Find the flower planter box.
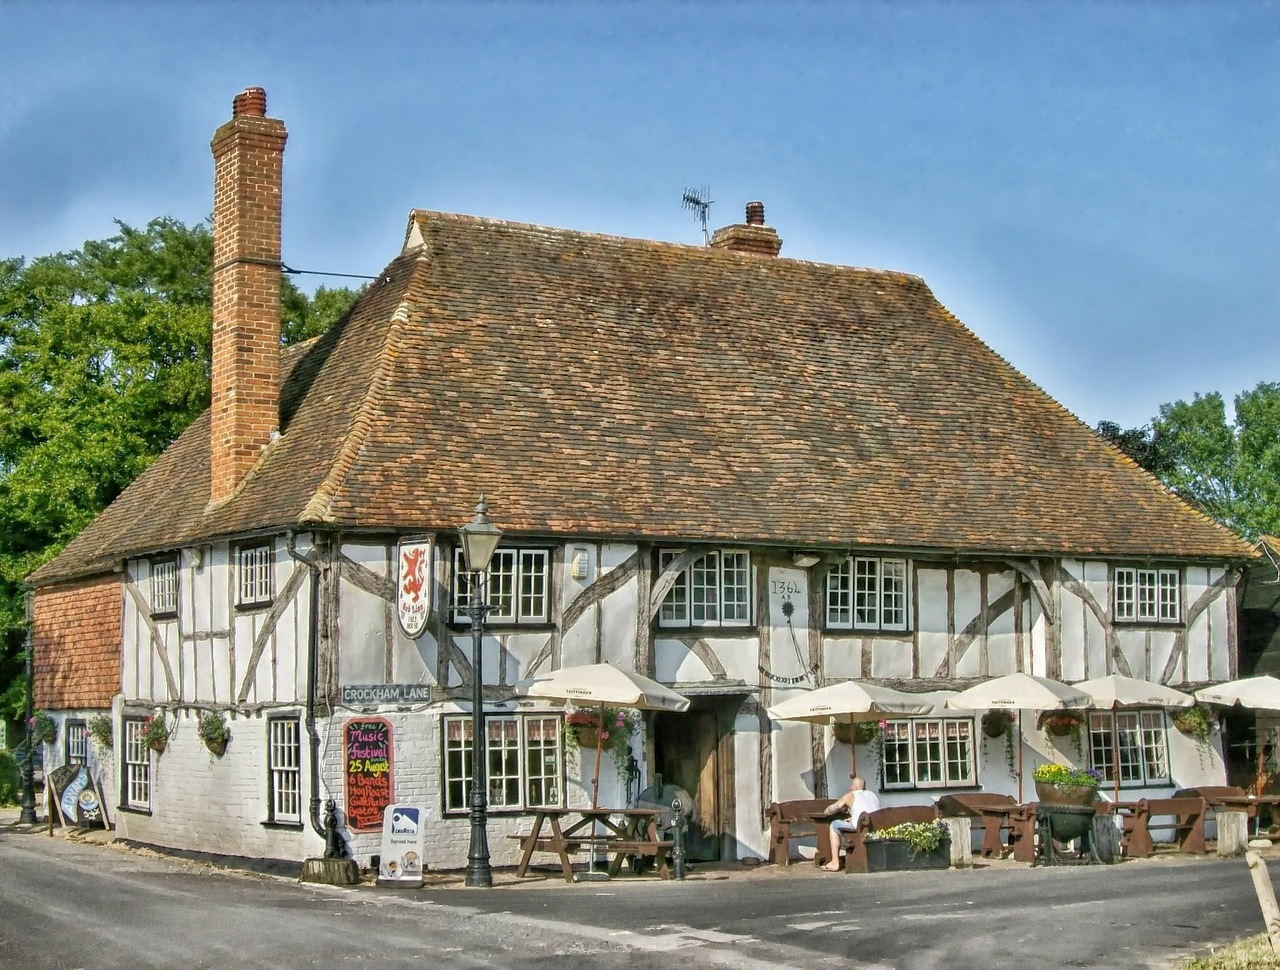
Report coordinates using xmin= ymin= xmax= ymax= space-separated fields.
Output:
xmin=1035 ymin=781 xmax=1097 ymax=807
xmin=865 ymin=838 xmax=951 ymax=872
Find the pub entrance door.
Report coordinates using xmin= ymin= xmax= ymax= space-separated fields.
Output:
xmin=653 ymin=694 xmax=742 ymax=862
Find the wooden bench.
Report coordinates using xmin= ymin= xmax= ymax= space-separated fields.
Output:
xmin=936 ymin=793 xmax=1036 ymax=862
xmin=1113 ymin=797 xmax=1208 ymax=859
xmin=837 ymin=805 xmax=942 ymax=873
xmin=767 ymin=798 xmax=836 ymax=866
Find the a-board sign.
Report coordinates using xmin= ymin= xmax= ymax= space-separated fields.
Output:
xmin=377 ymin=804 xmax=426 ymax=888
xmin=47 ymin=764 xmax=109 ymax=830
xmin=344 ymin=717 xmax=394 ymax=832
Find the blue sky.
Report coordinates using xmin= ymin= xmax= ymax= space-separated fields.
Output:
xmin=1 ymin=1 xmax=1276 ymax=429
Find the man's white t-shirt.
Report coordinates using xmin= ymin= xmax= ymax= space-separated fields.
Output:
xmin=848 ymin=788 xmax=881 ymax=826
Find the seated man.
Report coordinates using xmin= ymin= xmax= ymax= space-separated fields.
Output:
xmin=821 ymin=775 xmax=881 ymax=872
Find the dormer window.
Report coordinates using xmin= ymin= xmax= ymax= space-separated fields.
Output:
xmin=150 ymin=558 xmax=178 ymax=617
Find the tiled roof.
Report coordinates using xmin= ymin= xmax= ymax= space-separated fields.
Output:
xmin=30 ymin=210 xmax=1254 ymax=585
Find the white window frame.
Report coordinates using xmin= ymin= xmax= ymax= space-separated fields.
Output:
xmin=66 ymin=720 xmax=87 ymax=767
xmin=1088 ymin=709 xmax=1171 ymax=787
xmin=123 ymin=718 xmax=151 ymax=810
xmin=826 ymin=557 xmax=911 ymax=631
xmin=267 ymin=717 xmax=302 ymax=824
xmin=150 ymin=558 xmax=178 ymax=617
xmin=442 ymin=714 xmax=563 ymax=814
xmin=452 ymin=548 xmax=550 ymax=625
xmin=881 ymin=717 xmax=976 ymax=790
xmin=657 ymin=549 xmax=753 ymax=629
xmin=237 ymin=543 xmax=274 ymax=608
xmin=1113 ymin=566 xmax=1180 ymax=623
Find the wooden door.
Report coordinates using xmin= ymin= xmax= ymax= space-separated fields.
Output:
xmin=654 ymin=708 xmax=722 ymax=861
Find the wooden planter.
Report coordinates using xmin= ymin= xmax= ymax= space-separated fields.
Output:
xmin=865 ymin=837 xmax=951 ymax=872
xmin=1034 ymin=781 xmax=1097 ymax=807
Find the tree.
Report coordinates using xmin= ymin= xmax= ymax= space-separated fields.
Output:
xmin=1095 ymin=421 xmax=1173 ymax=479
xmin=1150 ymin=384 xmax=1280 ymax=540
xmin=0 ymin=218 xmax=362 ymax=720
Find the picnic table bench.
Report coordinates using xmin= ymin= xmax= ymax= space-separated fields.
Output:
xmin=767 ymin=798 xmax=835 ymax=866
xmin=1103 ymin=796 xmax=1208 ymax=859
xmin=512 ymin=808 xmax=671 ymax=882
xmin=936 ymin=792 xmax=1037 ymax=863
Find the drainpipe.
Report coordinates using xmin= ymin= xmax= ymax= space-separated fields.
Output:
xmin=286 ymin=531 xmax=326 ymax=840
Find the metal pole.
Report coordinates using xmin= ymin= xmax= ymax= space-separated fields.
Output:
xmin=18 ymin=623 xmax=36 ymax=825
xmin=464 ymin=572 xmax=492 ymax=888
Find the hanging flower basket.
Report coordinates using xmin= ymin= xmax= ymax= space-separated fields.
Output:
xmin=139 ymin=714 xmax=169 ymax=754
xmin=1040 ymin=711 xmax=1084 ymax=737
xmin=831 ymin=720 xmax=853 ymax=744
xmin=30 ymin=711 xmax=56 ymax=745
xmin=204 ymin=737 xmax=228 ymax=757
xmin=197 ymin=710 xmax=232 ymax=757
xmin=1172 ymin=705 xmax=1213 ymax=742
xmin=982 ymin=709 xmax=1014 ymax=738
xmin=574 ymin=725 xmax=601 ymax=748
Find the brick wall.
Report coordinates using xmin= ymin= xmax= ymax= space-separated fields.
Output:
xmin=33 ymin=576 xmax=122 ymax=710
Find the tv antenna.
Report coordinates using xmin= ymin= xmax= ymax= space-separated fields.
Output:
xmin=681 ymin=186 xmax=713 ymax=245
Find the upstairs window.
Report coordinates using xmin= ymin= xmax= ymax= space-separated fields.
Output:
xmin=151 ymin=558 xmax=178 ymax=617
xmin=826 ymin=557 xmax=910 ymax=631
xmin=658 ymin=549 xmax=752 ymax=628
xmin=1114 ymin=567 xmax=1180 ymax=623
xmin=452 ymin=548 xmax=550 ymax=625
xmin=237 ymin=543 xmax=273 ymax=608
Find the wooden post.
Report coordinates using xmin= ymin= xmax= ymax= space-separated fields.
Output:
xmin=1245 ymin=850 xmax=1280 ymax=957
xmin=943 ymin=817 xmax=972 ymax=868
xmin=1218 ymin=812 xmax=1249 ymax=857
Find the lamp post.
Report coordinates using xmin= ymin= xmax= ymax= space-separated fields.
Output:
xmin=460 ymin=496 xmax=503 ymax=888
xmin=19 ymin=591 xmax=36 ymax=825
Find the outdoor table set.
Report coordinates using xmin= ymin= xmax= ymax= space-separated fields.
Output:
xmin=513 ymin=807 xmax=673 ymax=882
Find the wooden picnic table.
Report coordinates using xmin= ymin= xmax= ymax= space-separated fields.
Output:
xmin=936 ymin=793 xmax=1036 ymax=862
xmin=513 ymin=807 xmax=670 ymax=882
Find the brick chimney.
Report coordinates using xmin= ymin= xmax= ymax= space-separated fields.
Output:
xmin=709 ymin=201 xmax=782 ymax=257
xmin=209 ymin=87 xmax=287 ymax=504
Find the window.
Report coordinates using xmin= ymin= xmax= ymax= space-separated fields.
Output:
xmin=267 ymin=718 xmax=301 ymax=824
xmin=65 ymin=720 xmax=87 ymax=767
xmin=151 ymin=559 xmax=178 ymax=617
xmin=237 ymin=543 xmax=273 ymax=607
xmin=657 ymin=549 xmax=752 ymax=628
xmin=123 ymin=718 xmax=151 ymax=810
xmin=1088 ymin=710 xmax=1170 ymax=787
xmin=1113 ymin=567 xmax=1180 ymax=623
xmin=827 ymin=557 xmax=910 ymax=631
xmin=443 ymin=714 xmax=563 ymax=813
xmin=452 ymin=548 xmax=550 ymax=625
xmin=882 ymin=718 xmax=975 ymax=789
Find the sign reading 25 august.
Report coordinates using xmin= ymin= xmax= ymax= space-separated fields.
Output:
xmin=344 ymin=717 xmax=394 ymax=832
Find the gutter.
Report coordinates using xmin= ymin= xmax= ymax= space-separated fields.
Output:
xmin=286 ymin=531 xmax=326 ymax=841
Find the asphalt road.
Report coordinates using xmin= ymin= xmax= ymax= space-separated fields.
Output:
xmin=0 ymin=825 xmax=1273 ymax=969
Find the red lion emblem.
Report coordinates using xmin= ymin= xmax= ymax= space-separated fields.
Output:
xmin=400 ymin=547 xmax=427 ymax=602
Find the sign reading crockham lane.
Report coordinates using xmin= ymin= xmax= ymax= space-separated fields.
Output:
xmin=340 ymin=684 xmax=433 ymax=706
xmin=344 ymin=717 xmax=394 ymax=832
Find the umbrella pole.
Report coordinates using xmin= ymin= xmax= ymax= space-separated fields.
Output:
xmin=1112 ymin=716 xmax=1121 ymax=803
xmin=850 ymin=715 xmax=857 ymax=777
xmin=588 ymin=704 xmax=606 ymax=876
xmin=1016 ymin=710 xmax=1024 ymax=803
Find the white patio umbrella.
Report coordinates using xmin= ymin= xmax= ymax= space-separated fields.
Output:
xmin=1076 ymin=674 xmax=1194 ymax=801
xmin=767 ymin=681 xmax=936 ymax=775
xmin=512 ymin=662 xmax=690 ymax=807
xmin=945 ymin=673 xmax=1093 ymax=801
xmin=1196 ymin=676 xmax=1280 ymax=798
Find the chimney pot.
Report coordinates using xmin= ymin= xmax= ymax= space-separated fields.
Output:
xmin=233 ymin=87 xmax=267 ymax=118
xmin=709 ymin=199 xmax=782 ymax=258
xmin=745 ymin=201 xmax=765 ymax=226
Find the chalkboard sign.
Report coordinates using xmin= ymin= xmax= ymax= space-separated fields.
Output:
xmin=47 ymin=764 xmax=109 ymax=830
xmin=344 ymin=718 xmax=394 ymax=832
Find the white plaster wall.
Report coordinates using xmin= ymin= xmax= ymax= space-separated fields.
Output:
xmin=823 ymin=636 xmax=862 ymax=681
xmin=42 ymin=709 xmax=117 ymax=824
xmin=952 ymin=570 xmax=982 ymax=678
xmin=654 ymin=638 xmax=714 ymax=684
xmin=987 ymin=571 xmax=1017 ymax=677
xmin=339 ymin=581 xmax=389 ymax=685
xmin=870 ymin=640 xmax=913 ymax=679
xmin=733 ymin=708 xmax=766 ymax=860
xmin=916 ymin=567 xmax=948 ymax=677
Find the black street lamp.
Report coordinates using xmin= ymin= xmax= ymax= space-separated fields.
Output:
xmin=459 ymin=496 xmax=503 ymax=888
xmin=19 ymin=591 xmax=36 ymax=825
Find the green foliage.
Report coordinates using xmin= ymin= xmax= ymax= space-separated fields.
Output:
xmin=865 ymin=819 xmax=948 ymax=855
xmin=139 ymin=713 xmax=168 ymax=752
xmin=0 ymin=750 xmax=18 ymax=805
xmin=566 ymin=706 xmax=639 ymax=766
xmin=1182 ymin=934 xmax=1280 ymax=969
xmin=87 ymin=713 xmax=113 ymax=749
xmin=0 ymin=218 xmax=362 ymax=709
xmin=30 ymin=710 xmax=54 ymax=743
xmin=1149 ymin=383 xmax=1280 ymax=539
xmin=1096 ymin=421 xmax=1174 ymax=478
xmin=1032 ymin=762 xmax=1102 ymax=788
xmin=197 ymin=709 xmax=231 ymax=745
xmin=1172 ymin=705 xmax=1215 ymax=744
